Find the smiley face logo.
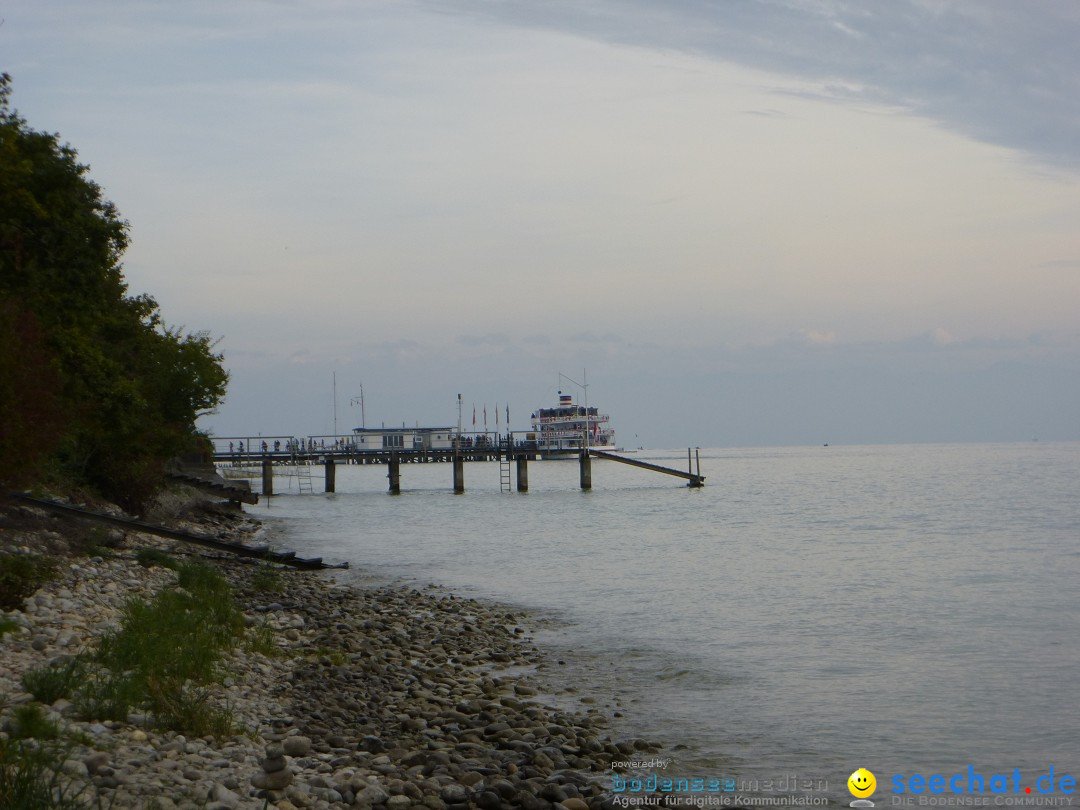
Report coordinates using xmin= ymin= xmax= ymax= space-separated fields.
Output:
xmin=848 ymin=768 xmax=876 ymax=798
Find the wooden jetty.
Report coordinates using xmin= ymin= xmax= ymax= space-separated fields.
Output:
xmin=212 ymin=436 xmax=704 ymax=494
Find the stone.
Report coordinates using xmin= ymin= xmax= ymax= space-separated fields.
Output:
xmin=360 ymin=735 xmax=386 ymax=753
xmin=440 ymin=785 xmax=471 ymax=804
xmin=283 ymin=735 xmax=312 ymax=756
xmin=252 ymin=768 xmax=294 ymax=790
xmin=540 ymin=784 xmax=569 ymax=803
xmin=83 ymin=751 xmax=110 ymax=775
xmin=356 ymin=783 xmax=390 ymax=805
xmin=209 ymin=783 xmax=242 ymax=809
xmin=61 ymin=759 xmax=89 ymax=778
xmin=459 ymin=771 xmax=485 ymax=787
xmin=262 ymin=755 xmax=288 ymax=773
xmin=562 ymin=799 xmax=590 ymax=810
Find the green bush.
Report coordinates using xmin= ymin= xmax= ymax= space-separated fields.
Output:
xmin=149 ymin=681 xmax=235 ymax=738
xmin=134 ymin=547 xmax=179 ymax=570
xmin=0 ymin=555 xmax=57 ymax=610
xmin=73 ymin=560 xmax=243 ymax=738
xmin=249 ymin=562 xmax=284 ymax=594
xmin=0 ymin=615 xmax=20 ymax=638
xmin=20 ymin=657 xmax=87 ymax=704
xmin=0 ymin=737 xmax=90 ymax=809
xmin=8 ymin=704 xmax=59 ymax=741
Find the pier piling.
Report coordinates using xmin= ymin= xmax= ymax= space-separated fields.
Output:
xmin=579 ymin=451 xmax=592 ymax=490
xmin=325 ymin=458 xmax=336 ymax=493
xmin=388 ymin=454 xmax=401 ymax=494
xmin=261 ymin=457 xmax=274 ymax=497
xmin=453 ymin=455 xmax=465 ymax=493
xmin=516 ymin=456 xmax=529 ymax=492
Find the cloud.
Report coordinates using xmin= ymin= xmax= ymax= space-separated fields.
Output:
xmin=569 ymin=332 xmax=625 ymax=344
xmin=456 ymin=333 xmax=512 ymax=347
xmin=1037 ymin=259 xmax=1080 ymax=271
xmin=425 ymin=0 xmax=1080 ymax=169
xmin=742 ymin=108 xmax=793 ymax=119
xmin=932 ymin=327 xmax=958 ymax=346
xmin=802 ymin=329 xmax=838 ymax=346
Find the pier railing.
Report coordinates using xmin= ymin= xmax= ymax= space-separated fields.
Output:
xmin=209 ymin=435 xmax=704 ymax=494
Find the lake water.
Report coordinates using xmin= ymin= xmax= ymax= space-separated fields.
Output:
xmin=243 ymin=442 xmax=1080 ymax=802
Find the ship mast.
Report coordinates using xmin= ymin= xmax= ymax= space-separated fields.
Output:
xmin=558 ymin=370 xmax=590 ymax=449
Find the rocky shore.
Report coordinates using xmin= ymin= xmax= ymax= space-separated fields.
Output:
xmin=0 ymin=495 xmax=660 ymax=809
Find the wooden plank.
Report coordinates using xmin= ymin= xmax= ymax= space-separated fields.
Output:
xmin=10 ymin=493 xmax=348 ymax=569
xmin=587 ymin=449 xmax=705 ymax=485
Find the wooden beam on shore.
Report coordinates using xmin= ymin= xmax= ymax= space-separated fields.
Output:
xmin=10 ymin=493 xmax=348 ymax=569
xmin=587 ymin=448 xmax=706 ymax=486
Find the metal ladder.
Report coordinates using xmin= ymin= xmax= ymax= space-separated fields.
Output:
xmin=295 ymin=461 xmax=314 ymax=493
xmin=286 ymin=453 xmax=314 ymax=494
xmin=499 ymin=439 xmax=512 ymax=492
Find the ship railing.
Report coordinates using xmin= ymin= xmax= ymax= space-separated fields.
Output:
xmin=534 ymin=415 xmax=610 ymax=424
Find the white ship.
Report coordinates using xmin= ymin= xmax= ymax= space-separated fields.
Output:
xmin=528 ymin=392 xmax=616 ymax=456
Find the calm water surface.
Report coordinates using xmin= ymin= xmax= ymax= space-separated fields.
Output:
xmin=245 ymin=442 xmax=1080 ymax=799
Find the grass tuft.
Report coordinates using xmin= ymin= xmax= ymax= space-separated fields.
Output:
xmin=70 ymin=560 xmax=244 ymax=739
xmin=149 ymin=680 xmax=235 ymax=738
xmin=134 ymin=547 xmax=179 ymax=570
xmin=8 ymin=704 xmax=60 ymax=741
xmin=249 ymin=562 xmax=284 ymax=594
xmin=21 ymin=658 xmax=87 ymax=705
xmin=0 ymin=554 xmax=57 ymax=611
xmin=243 ymin=622 xmax=279 ymax=658
xmin=0 ymin=737 xmax=91 ymax=809
xmin=0 ymin=615 xmax=21 ymax=638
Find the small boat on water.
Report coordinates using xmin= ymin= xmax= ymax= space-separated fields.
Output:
xmin=527 ymin=392 xmax=617 ymax=457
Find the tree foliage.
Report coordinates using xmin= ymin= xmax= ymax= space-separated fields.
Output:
xmin=0 ymin=74 xmax=228 ymax=509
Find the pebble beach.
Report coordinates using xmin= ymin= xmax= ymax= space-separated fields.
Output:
xmin=0 ymin=495 xmax=660 ymax=810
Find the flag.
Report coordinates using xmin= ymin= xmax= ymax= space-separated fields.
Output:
xmin=483 ymin=405 xmax=487 ymax=427
xmin=495 ymin=403 xmax=499 ymax=427
xmin=472 ymin=405 xmax=476 ymax=426
xmin=506 ymin=403 xmax=510 ymax=425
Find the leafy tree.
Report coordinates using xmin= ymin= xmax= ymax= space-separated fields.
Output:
xmin=0 ymin=74 xmax=228 ymax=509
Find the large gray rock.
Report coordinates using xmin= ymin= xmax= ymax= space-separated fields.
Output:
xmin=252 ymin=768 xmax=293 ymax=790
xmin=282 ymin=735 xmax=312 ymax=756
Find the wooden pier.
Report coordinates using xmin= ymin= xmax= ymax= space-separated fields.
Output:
xmin=212 ymin=437 xmax=704 ymax=494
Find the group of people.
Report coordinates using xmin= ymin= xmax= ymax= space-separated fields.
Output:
xmin=224 ymin=437 xmax=358 ymax=455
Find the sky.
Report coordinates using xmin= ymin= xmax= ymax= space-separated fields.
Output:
xmin=4 ymin=0 xmax=1080 ymax=448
